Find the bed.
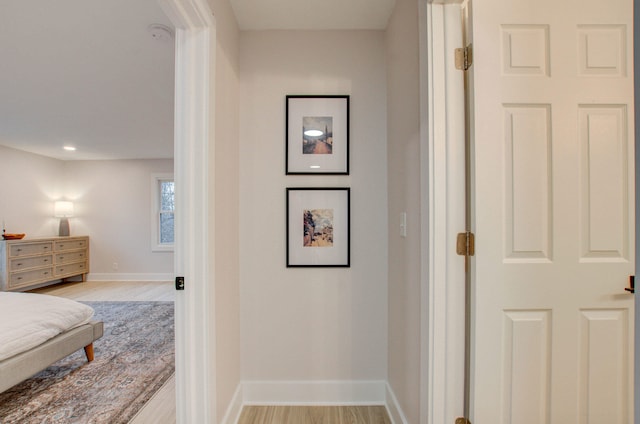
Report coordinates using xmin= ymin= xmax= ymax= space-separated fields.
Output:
xmin=0 ymin=292 xmax=103 ymax=393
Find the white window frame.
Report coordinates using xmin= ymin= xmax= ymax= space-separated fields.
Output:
xmin=151 ymin=172 xmax=175 ymax=252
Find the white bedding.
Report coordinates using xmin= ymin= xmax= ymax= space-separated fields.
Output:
xmin=0 ymin=292 xmax=94 ymax=361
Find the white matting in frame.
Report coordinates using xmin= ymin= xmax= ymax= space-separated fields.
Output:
xmin=286 ymin=187 xmax=350 ymax=267
xmin=286 ymin=95 xmax=349 ymax=175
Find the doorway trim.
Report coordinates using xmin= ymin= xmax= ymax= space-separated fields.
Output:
xmin=423 ymin=1 xmax=467 ymax=423
xmin=634 ymin=0 xmax=639 ymax=419
xmin=159 ymin=0 xmax=216 ymax=422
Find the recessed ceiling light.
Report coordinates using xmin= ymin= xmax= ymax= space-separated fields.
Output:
xmin=310 ymin=165 xmax=321 ymax=169
xmin=63 ymin=146 xmax=76 ymax=151
xmin=304 ymin=130 xmax=324 ymax=137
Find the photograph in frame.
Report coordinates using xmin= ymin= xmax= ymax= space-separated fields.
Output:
xmin=286 ymin=187 xmax=350 ymax=267
xmin=286 ymin=95 xmax=349 ymax=174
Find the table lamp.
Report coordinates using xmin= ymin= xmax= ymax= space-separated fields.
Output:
xmin=54 ymin=201 xmax=74 ymax=236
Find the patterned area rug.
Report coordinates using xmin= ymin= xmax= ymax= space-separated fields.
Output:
xmin=0 ymin=301 xmax=174 ymax=424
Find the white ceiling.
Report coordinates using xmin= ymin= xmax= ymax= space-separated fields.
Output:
xmin=0 ymin=0 xmax=396 ymax=161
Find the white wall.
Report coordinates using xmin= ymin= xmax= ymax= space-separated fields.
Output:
xmin=239 ymin=30 xmax=389 ymax=390
xmin=64 ymin=159 xmax=174 ymax=278
xmin=0 ymin=145 xmax=174 ymax=280
xmin=209 ymin=0 xmax=242 ymax=420
xmin=0 ymin=145 xmax=65 ymax=237
xmin=386 ymin=0 xmax=424 ymax=422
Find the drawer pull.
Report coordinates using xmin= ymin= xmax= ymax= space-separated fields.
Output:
xmin=59 ymin=256 xmax=64 ymax=260
xmin=59 ymin=269 xmax=64 ymax=272
xmin=17 ymin=249 xmax=22 ymax=252
xmin=44 ymin=259 xmax=49 ymax=262
xmin=44 ymin=271 xmax=49 ymax=275
xmin=17 ymin=277 xmax=22 ymax=280
xmin=16 ymin=263 xmax=22 ymax=266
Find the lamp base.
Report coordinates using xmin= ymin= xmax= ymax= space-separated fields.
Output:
xmin=58 ymin=218 xmax=70 ymax=237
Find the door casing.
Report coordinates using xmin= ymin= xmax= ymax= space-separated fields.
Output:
xmin=159 ymin=0 xmax=216 ymax=422
xmin=423 ymin=1 xmax=467 ymax=422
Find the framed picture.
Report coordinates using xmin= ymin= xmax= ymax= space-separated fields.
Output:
xmin=286 ymin=95 xmax=350 ymax=175
xmin=286 ymin=187 xmax=350 ymax=267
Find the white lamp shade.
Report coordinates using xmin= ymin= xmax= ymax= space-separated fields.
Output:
xmin=54 ymin=201 xmax=74 ymax=218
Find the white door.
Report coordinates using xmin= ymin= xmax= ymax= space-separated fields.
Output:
xmin=471 ymin=0 xmax=635 ymax=422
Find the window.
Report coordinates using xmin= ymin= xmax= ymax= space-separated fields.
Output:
xmin=152 ymin=173 xmax=174 ymax=252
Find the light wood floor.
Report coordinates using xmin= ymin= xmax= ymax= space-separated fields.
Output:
xmin=238 ymin=405 xmax=392 ymax=424
xmin=30 ymin=280 xmax=176 ymax=302
xmin=32 ymin=281 xmax=392 ymax=424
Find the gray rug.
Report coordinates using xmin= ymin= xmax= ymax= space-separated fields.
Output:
xmin=0 ymin=301 xmax=174 ymax=424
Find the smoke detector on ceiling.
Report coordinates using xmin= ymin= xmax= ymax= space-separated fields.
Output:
xmin=147 ymin=24 xmax=174 ymax=42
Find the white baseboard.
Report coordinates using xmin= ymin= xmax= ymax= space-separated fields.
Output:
xmin=220 ymin=383 xmax=244 ymax=424
xmin=385 ymin=383 xmax=409 ymax=424
xmin=87 ymin=273 xmax=173 ymax=282
xmin=242 ymin=380 xmax=387 ymax=405
xmin=228 ymin=380 xmax=408 ymax=424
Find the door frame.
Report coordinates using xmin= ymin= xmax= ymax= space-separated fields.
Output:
xmin=159 ymin=0 xmax=215 ymax=422
xmin=634 ymin=0 xmax=640 ymax=420
xmin=422 ymin=1 xmax=467 ymax=423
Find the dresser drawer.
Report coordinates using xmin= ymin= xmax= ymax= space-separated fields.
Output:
xmin=54 ymin=261 xmax=87 ymax=277
xmin=10 ymin=268 xmax=54 ymax=287
xmin=10 ymin=255 xmax=53 ymax=271
xmin=1 ymin=236 xmax=90 ymax=291
xmin=55 ymin=250 xmax=87 ymax=265
xmin=10 ymin=242 xmax=53 ymax=257
xmin=54 ymin=239 xmax=87 ymax=252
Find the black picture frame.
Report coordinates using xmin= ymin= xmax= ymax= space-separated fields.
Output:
xmin=286 ymin=95 xmax=350 ymax=175
xmin=286 ymin=187 xmax=350 ymax=267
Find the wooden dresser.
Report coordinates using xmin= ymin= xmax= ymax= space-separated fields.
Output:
xmin=0 ymin=236 xmax=89 ymax=292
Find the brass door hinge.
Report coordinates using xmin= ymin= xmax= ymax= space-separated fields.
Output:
xmin=456 ymin=231 xmax=475 ymax=256
xmin=455 ymin=418 xmax=471 ymax=424
xmin=455 ymin=44 xmax=473 ymax=71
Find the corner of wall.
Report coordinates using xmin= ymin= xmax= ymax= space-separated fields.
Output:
xmin=385 ymin=382 xmax=410 ymax=424
xmin=220 ymin=383 xmax=243 ymax=424
xmin=384 ymin=0 xmax=424 ymax=422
